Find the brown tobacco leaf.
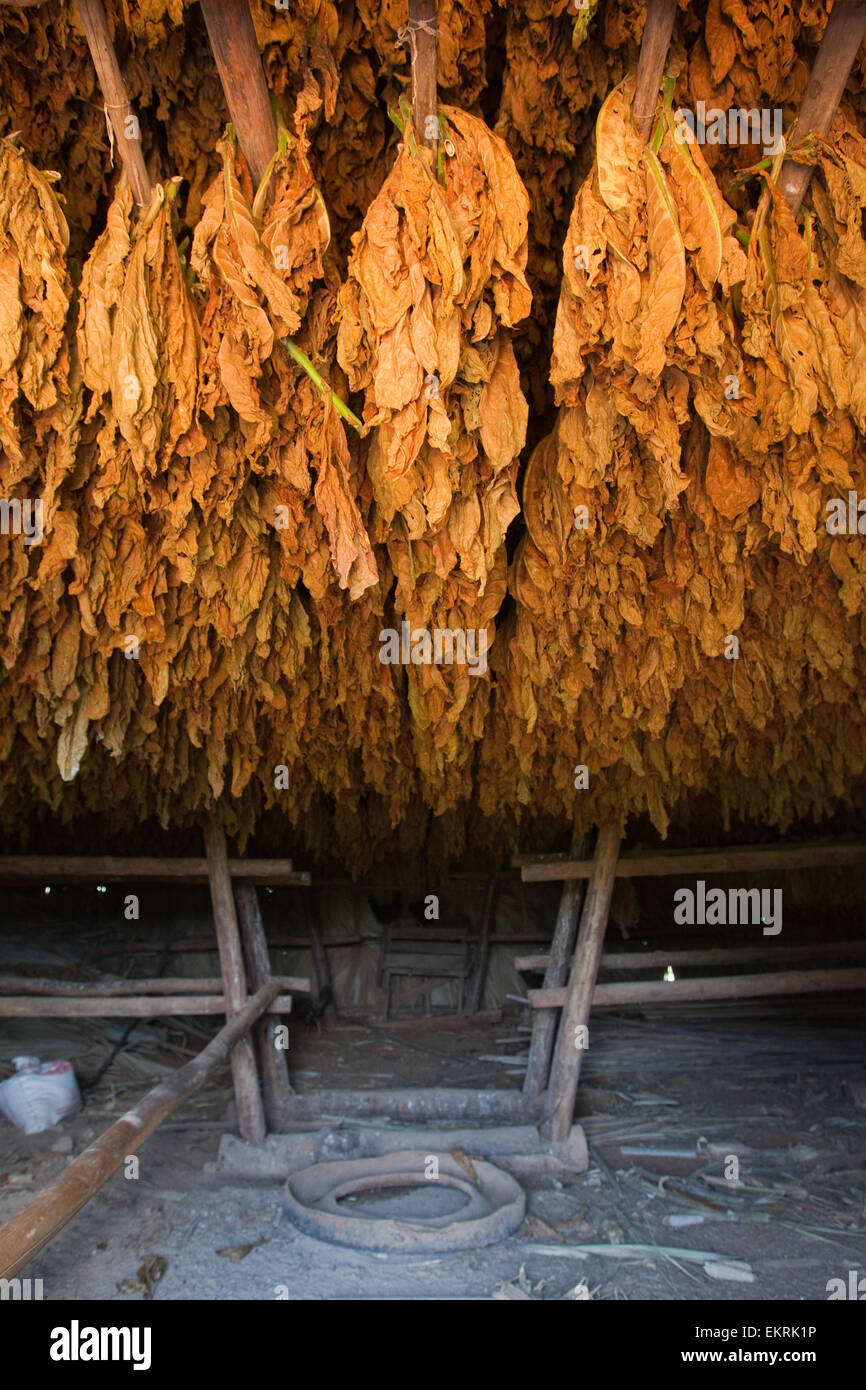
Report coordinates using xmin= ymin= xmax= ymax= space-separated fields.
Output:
xmin=635 ymin=149 xmax=686 ymax=378
xmin=0 ymin=136 xmax=74 ymax=468
xmin=338 ymin=102 xmax=529 ymax=618
xmin=192 ymin=110 xmax=375 ymax=599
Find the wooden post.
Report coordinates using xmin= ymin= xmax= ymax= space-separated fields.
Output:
xmin=307 ymin=889 xmax=337 ymax=1026
xmin=408 ymin=0 xmax=438 ymax=147
xmin=234 ymin=882 xmax=296 ymax=1132
xmin=468 ymin=872 xmax=500 ymax=1014
xmin=200 ymin=0 xmax=278 ymax=187
xmin=540 ymin=823 xmax=621 ymax=1142
xmin=780 ymin=0 xmax=866 ymax=212
xmin=76 ymin=0 xmax=152 ymax=206
xmin=523 ymin=837 xmax=586 ymax=1098
xmin=632 ymin=0 xmax=678 ymax=141
xmin=0 ymin=982 xmax=279 ymax=1281
xmin=204 ymin=818 xmax=266 ymax=1144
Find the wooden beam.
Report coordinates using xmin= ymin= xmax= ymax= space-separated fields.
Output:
xmin=0 ymin=994 xmax=296 ymax=1017
xmin=76 ymin=0 xmax=152 ymax=206
xmin=0 ymin=981 xmax=279 ymax=1281
xmin=281 ymin=1088 xmax=539 ymax=1124
xmin=780 ymin=0 xmax=866 ymax=212
xmin=0 ymin=973 xmax=308 ymax=997
xmin=204 ymin=819 xmax=266 ymax=1144
xmin=516 ymin=941 xmax=866 ymax=974
xmin=409 ymin=0 xmax=438 ymax=147
xmin=523 ymin=837 xmax=585 ymax=1099
xmin=0 ymin=855 xmax=307 ymax=884
xmin=519 ymin=840 xmax=866 ymax=882
xmin=200 ymin=0 xmax=278 ymax=187
xmin=530 ymin=968 xmax=866 ymax=1010
xmin=540 ymin=823 xmax=621 ymax=1142
xmin=632 ymin=0 xmax=678 ymax=141
xmin=235 ymin=882 xmax=296 ymax=1130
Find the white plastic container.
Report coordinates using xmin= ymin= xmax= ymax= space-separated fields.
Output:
xmin=0 ymin=1056 xmax=82 ymax=1135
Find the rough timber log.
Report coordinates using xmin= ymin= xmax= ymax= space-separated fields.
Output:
xmin=204 ymin=819 xmax=266 ymax=1145
xmin=541 ymin=823 xmax=621 ymax=1143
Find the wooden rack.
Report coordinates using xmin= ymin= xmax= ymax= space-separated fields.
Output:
xmin=0 ymin=822 xmax=311 ymax=1145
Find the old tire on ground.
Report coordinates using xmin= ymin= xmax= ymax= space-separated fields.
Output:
xmin=284 ymin=1148 xmax=526 ymax=1252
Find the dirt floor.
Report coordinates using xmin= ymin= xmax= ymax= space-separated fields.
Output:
xmin=2 ymin=998 xmax=865 ymax=1301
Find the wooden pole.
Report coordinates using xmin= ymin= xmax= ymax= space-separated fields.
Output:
xmin=540 ymin=823 xmax=621 ymax=1142
xmin=408 ymin=0 xmax=438 ymax=147
xmin=0 ymin=982 xmax=279 ymax=1281
xmin=523 ymin=837 xmax=586 ymax=1098
xmin=76 ymin=0 xmax=152 ymax=206
xmin=235 ymin=882 xmax=296 ymax=1131
xmin=780 ymin=0 xmax=866 ymax=211
xmin=632 ymin=0 xmax=678 ymax=141
xmin=307 ymin=889 xmax=337 ymax=1026
xmin=468 ymin=872 xmax=500 ymax=1014
xmin=204 ymin=818 xmax=266 ymax=1144
xmin=199 ymin=0 xmax=278 ymax=187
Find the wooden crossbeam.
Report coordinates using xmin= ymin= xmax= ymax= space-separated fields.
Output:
xmin=0 ymin=994 xmax=297 ymax=1017
xmin=517 ymin=840 xmax=866 ymax=882
xmin=529 ymin=968 xmax=866 ymax=1010
xmin=515 ymin=941 xmax=866 ymax=973
xmin=0 ymin=973 xmax=308 ymax=996
xmin=0 ymin=855 xmax=308 ymax=884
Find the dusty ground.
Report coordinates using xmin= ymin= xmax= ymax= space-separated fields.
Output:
xmin=2 ymin=1001 xmax=865 ymax=1301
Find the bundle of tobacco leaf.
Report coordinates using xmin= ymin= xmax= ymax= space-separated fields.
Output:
xmin=0 ymin=137 xmax=82 ymax=775
xmin=487 ymin=57 xmax=866 ymax=843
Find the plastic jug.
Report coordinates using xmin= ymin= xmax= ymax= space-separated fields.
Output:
xmin=0 ymin=1056 xmax=82 ymax=1135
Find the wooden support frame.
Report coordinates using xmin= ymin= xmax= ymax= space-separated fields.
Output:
xmin=522 ymin=837 xmax=586 ymax=1099
xmin=204 ymin=818 xmax=266 ymax=1144
xmin=235 ymin=882 xmax=296 ymax=1131
xmin=540 ymin=823 xmax=621 ymax=1143
xmin=0 ymin=982 xmax=280 ymax=1281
